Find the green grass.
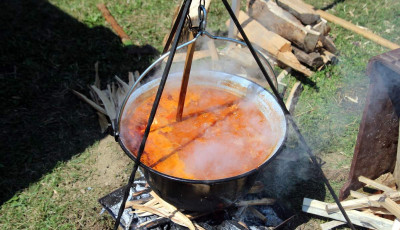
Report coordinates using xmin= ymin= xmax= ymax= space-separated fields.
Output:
xmin=1 ymin=0 xmax=399 ymax=229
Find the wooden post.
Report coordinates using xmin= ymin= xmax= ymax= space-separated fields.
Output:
xmin=316 ymin=9 xmax=400 ymax=50
xmin=228 ymin=0 xmax=240 ymax=38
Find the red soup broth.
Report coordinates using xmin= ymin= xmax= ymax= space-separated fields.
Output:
xmin=120 ymin=84 xmax=279 ymax=180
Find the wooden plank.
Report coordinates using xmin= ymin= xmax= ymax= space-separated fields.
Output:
xmin=320 ymin=220 xmax=345 ymax=230
xmin=380 ymin=197 xmax=400 ymax=220
xmin=276 ymin=0 xmax=320 ymax=25
xmin=326 ymin=191 xmax=400 ymax=213
xmin=303 ymin=198 xmax=394 ymax=230
xmin=349 ymin=190 xmax=367 ymax=199
xmin=248 ymin=0 xmax=320 ymax=52
xmin=358 ymin=176 xmax=396 ymax=193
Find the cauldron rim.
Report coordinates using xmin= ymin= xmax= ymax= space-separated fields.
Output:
xmin=117 ymin=71 xmax=288 ymax=184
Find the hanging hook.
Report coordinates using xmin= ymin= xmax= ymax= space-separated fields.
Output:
xmin=198 ymin=4 xmax=207 ymax=32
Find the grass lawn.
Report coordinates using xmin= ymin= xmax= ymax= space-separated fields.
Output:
xmin=0 ymin=0 xmax=399 ymax=229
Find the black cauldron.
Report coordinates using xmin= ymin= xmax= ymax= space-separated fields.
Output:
xmin=117 ymin=71 xmax=287 ymax=212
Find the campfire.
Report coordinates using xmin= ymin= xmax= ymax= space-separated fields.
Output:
xmin=99 ymin=171 xmax=293 ymax=229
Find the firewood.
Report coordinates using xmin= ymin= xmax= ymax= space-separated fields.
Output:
xmin=277 ymin=52 xmax=314 ymax=76
xmin=292 ymin=46 xmax=323 ymax=68
xmin=228 ymin=0 xmax=241 ymax=38
xmin=325 ymin=191 xmax=400 ymax=213
xmin=248 ymin=181 xmax=264 ymax=194
xmin=234 ymin=10 xmax=292 ymax=56
xmin=349 ymin=190 xmax=368 ymax=199
xmin=150 ymin=191 xmax=196 ymax=230
xmin=321 ymin=49 xmax=338 ymax=65
xmin=248 ymin=207 xmax=267 ymax=222
xmin=303 ymin=198 xmax=394 ymax=229
xmin=359 ymin=207 xmax=394 ymax=215
xmin=320 ymin=35 xmax=337 ymax=54
xmin=276 ymin=0 xmax=320 ymax=25
xmin=248 ymin=0 xmax=320 ymax=53
xmin=358 ymin=176 xmax=396 ymax=193
xmin=379 ymin=197 xmax=400 ymax=220
xmin=285 ymin=81 xmax=303 ymax=114
xmin=312 ymin=18 xmax=330 ymax=36
xmin=236 ymin=198 xmax=275 ymax=206
xmin=232 ymin=11 xmax=313 ymax=76
xmin=277 ymin=67 xmax=291 ymax=87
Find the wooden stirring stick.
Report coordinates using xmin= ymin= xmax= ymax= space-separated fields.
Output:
xmin=176 ymin=31 xmax=196 ymax=122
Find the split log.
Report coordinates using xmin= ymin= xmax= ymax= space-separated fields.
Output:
xmin=232 ymin=11 xmax=313 ymax=76
xmin=312 ymin=18 xmax=330 ymax=36
xmin=358 ymin=176 xmax=396 ymax=193
xmin=285 ymin=81 xmax=303 ymax=114
xmin=248 ymin=0 xmax=320 ymax=52
xmin=349 ymin=190 xmax=367 ymax=199
xmin=292 ymin=46 xmax=323 ymax=68
xmin=321 ymin=49 xmax=338 ymax=65
xmin=303 ymin=198 xmax=394 ymax=230
xmin=326 ymin=191 xmax=400 ymax=213
xmin=234 ymin=10 xmax=291 ymax=56
xmin=276 ymin=0 xmax=320 ymax=25
xmin=379 ymin=197 xmax=400 ymax=220
xmin=320 ymin=35 xmax=337 ymax=54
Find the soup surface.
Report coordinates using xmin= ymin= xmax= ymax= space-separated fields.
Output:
xmin=120 ymin=84 xmax=279 ymax=180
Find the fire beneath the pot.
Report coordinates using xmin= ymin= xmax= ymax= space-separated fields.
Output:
xmin=121 ymin=84 xmax=279 ymax=180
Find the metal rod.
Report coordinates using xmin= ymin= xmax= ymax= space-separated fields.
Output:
xmin=221 ymin=0 xmax=356 ymax=229
xmin=113 ymin=0 xmax=192 ymax=229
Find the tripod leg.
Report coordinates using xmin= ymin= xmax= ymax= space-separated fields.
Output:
xmin=221 ymin=1 xmax=356 ymax=229
xmin=113 ymin=1 xmax=193 ymax=229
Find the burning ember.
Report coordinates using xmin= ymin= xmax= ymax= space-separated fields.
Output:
xmin=120 ymin=81 xmax=280 ymax=180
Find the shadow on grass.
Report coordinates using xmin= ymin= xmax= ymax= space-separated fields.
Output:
xmin=0 ymin=0 xmax=158 ymax=205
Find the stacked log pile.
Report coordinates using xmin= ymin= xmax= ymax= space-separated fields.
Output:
xmin=230 ymin=0 xmax=338 ymax=75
